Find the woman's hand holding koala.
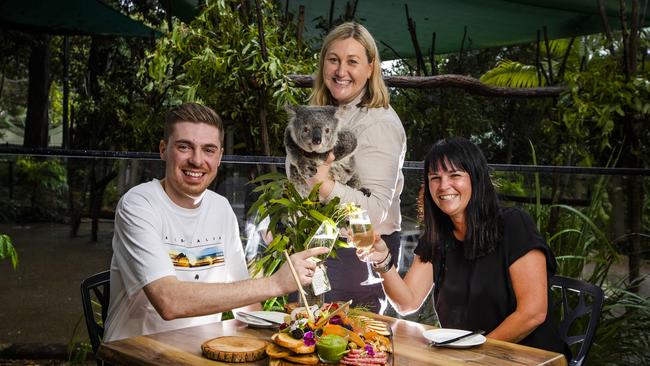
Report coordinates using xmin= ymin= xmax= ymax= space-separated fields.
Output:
xmin=306 ymin=152 xmax=336 ymax=200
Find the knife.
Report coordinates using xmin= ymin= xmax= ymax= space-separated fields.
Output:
xmin=431 ymin=329 xmax=485 ymax=346
xmin=238 ymin=312 xmax=282 ymax=325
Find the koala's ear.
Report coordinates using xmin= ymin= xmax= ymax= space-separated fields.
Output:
xmin=284 ymin=104 xmax=297 ymax=116
xmin=333 ymin=106 xmax=344 ymax=121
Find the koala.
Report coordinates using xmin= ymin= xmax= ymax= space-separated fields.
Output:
xmin=284 ymin=104 xmax=370 ymax=197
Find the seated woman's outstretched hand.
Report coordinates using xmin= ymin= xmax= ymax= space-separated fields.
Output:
xmin=356 ymin=233 xmax=390 ymax=264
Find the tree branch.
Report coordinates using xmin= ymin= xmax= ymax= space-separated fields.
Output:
xmin=405 ymin=4 xmax=426 ymax=76
xmin=328 ymin=0 xmax=335 ymax=31
xmin=457 ymin=26 xmax=467 ymax=74
xmin=543 ymin=26 xmax=554 ymax=84
xmin=380 ymin=40 xmax=415 ymax=76
xmin=557 ymin=36 xmax=576 ymax=82
xmin=297 ymin=5 xmax=305 ymax=49
xmin=288 ymin=74 xmax=565 ymax=97
xmin=598 ymin=0 xmax=617 ymax=56
xmin=429 ymin=32 xmax=437 ymax=75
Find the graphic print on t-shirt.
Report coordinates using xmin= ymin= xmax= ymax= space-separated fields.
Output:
xmin=164 ymin=232 xmax=226 ymax=270
xmin=168 ymin=244 xmax=224 ymax=269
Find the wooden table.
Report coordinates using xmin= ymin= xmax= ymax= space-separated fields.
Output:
xmin=98 ymin=313 xmax=567 ymax=366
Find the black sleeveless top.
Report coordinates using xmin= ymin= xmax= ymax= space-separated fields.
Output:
xmin=414 ymin=207 xmax=570 ymax=359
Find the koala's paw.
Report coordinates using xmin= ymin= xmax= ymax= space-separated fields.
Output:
xmin=359 ymin=187 xmax=371 ymax=197
xmin=299 ymin=160 xmax=318 ymax=177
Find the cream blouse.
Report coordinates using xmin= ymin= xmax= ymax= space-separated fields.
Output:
xmin=325 ymin=93 xmax=407 ymax=235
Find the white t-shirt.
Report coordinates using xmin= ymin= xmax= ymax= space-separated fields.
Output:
xmin=104 ymin=179 xmax=249 ymax=342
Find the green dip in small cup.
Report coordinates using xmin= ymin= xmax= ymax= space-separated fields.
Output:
xmin=316 ymin=334 xmax=349 ymax=363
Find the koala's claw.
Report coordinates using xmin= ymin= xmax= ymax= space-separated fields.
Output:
xmin=299 ymin=161 xmax=318 ymax=177
xmin=359 ymin=187 xmax=371 ymax=197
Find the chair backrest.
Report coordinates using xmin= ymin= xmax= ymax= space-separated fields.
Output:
xmin=80 ymin=270 xmax=111 ymax=360
xmin=549 ymin=275 xmax=604 ymax=366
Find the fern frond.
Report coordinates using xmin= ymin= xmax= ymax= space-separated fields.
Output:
xmin=480 ymin=59 xmax=543 ymax=87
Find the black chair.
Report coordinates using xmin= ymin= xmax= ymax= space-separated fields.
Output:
xmin=549 ymin=275 xmax=605 ymax=366
xmin=80 ymin=270 xmax=110 ymax=365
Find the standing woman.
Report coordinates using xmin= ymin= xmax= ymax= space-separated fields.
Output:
xmin=360 ymin=137 xmax=570 ymax=358
xmin=304 ymin=22 xmax=407 ymax=314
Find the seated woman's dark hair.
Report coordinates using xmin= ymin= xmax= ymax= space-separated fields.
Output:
xmin=419 ymin=137 xmax=501 ymax=262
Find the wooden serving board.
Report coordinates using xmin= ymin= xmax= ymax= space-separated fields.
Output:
xmin=201 ymin=336 xmax=268 ymax=363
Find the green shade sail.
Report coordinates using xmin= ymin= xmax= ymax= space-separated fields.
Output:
xmin=0 ymin=0 xmax=160 ymax=37
xmin=285 ymin=0 xmax=650 ymax=59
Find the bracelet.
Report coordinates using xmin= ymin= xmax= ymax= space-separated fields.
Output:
xmin=372 ymin=253 xmax=393 ymax=274
xmin=373 ymin=251 xmax=390 ymax=267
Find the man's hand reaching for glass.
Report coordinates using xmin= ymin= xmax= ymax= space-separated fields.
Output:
xmin=273 ymin=247 xmax=330 ymax=293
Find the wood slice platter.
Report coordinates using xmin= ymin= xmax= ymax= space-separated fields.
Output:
xmin=201 ymin=336 xmax=268 ymax=363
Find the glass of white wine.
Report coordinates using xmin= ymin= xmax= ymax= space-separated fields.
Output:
xmin=348 ymin=209 xmax=383 ymax=285
xmin=306 ymin=219 xmax=339 ymax=263
xmin=304 ymin=219 xmax=338 ymax=297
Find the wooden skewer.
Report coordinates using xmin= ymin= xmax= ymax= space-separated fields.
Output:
xmin=314 ymin=299 xmax=352 ymax=329
xmin=282 ymin=250 xmax=314 ymax=322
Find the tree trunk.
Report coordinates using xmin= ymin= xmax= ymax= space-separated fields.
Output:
xmin=254 ymin=0 xmax=273 ymax=164
xmin=257 ymin=90 xmax=271 ymax=156
xmin=68 ymin=159 xmax=89 ymax=238
xmin=610 ymin=176 xmax=626 ymax=250
xmin=23 ymin=35 xmax=51 ymax=148
xmin=627 ymin=174 xmax=643 ymax=292
xmin=89 ymin=162 xmax=117 ymax=242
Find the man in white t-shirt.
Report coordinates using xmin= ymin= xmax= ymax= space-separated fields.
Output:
xmin=104 ymin=103 xmax=327 ymax=342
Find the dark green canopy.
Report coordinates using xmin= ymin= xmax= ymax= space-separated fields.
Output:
xmin=0 ymin=0 xmax=159 ymax=37
xmin=286 ymin=0 xmax=650 ymax=59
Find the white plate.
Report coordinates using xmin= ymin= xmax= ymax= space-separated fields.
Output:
xmin=235 ymin=311 xmax=286 ymax=328
xmin=422 ymin=328 xmax=486 ymax=348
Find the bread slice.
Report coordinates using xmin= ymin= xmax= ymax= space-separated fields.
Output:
xmin=272 ymin=332 xmax=315 ymax=354
xmin=283 ymin=302 xmax=301 ymax=314
xmin=266 ymin=342 xmax=292 ymax=358
xmin=284 ymin=353 xmax=319 ymax=365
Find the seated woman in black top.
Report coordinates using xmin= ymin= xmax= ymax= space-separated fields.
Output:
xmin=358 ymin=137 xmax=570 ymax=359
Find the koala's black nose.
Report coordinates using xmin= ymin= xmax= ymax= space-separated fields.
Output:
xmin=312 ymin=127 xmax=322 ymax=145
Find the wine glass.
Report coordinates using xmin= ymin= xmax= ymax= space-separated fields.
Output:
xmin=304 ymin=220 xmax=338 ymax=298
xmin=348 ymin=209 xmax=383 ymax=285
xmin=305 ymin=219 xmax=338 ymax=263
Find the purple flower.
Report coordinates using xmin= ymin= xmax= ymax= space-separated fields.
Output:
xmin=329 ymin=315 xmax=343 ymax=325
xmin=364 ymin=344 xmax=375 ymax=356
xmin=303 ymin=331 xmax=316 ymax=346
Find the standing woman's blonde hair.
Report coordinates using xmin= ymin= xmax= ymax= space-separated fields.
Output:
xmin=310 ymin=22 xmax=390 ymax=108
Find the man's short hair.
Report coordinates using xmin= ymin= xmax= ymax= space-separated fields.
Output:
xmin=164 ymin=103 xmax=224 ymax=144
